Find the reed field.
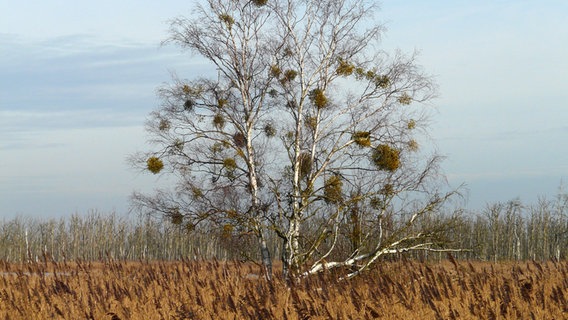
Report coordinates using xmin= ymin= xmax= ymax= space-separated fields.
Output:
xmin=0 ymin=258 xmax=566 ymax=319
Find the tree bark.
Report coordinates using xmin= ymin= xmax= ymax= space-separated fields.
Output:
xmin=259 ymin=233 xmax=272 ymax=281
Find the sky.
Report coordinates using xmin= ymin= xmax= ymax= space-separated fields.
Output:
xmin=1 ymin=0 xmax=567 ymax=219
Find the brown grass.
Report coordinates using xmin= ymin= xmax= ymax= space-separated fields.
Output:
xmin=0 ymin=259 xmax=566 ymax=319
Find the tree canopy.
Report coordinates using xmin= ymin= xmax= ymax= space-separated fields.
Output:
xmin=131 ymin=0 xmax=460 ymax=281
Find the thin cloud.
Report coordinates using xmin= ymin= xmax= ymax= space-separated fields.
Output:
xmin=1 ymin=35 xmax=210 ymax=116
xmin=0 ymin=36 xmax=177 ymax=152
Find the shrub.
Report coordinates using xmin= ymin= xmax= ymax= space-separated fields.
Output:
xmin=281 ymin=69 xmax=298 ymax=84
xmin=398 ymin=93 xmax=412 ymax=105
xmin=147 ymin=157 xmax=164 ymax=174
xmin=233 ymin=132 xmax=246 ymax=148
xmin=298 ymin=152 xmax=312 ymax=178
xmin=264 ymin=122 xmax=276 ymax=137
xmin=352 ymin=131 xmax=371 ymax=147
xmin=407 ymin=119 xmax=416 ymax=130
xmin=223 ymin=158 xmax=237 ymax=171
xmin=170 ymin=209 xmax=184 ymax=225
xmin=324 ymin=175 xmax=343 ymax=204
xmin=371 ymin=144 xmax=400 ymax=171
xmin=184 ymin=100 xmax=194 ymax=111
xmin=309 ymin=88 xmax=328 ymax=109
xmin=158 ymin=119 xmax=170 ymax=131
xmin=252 ymin=0 xmax=268 ymax=6
xmin=219 ymin=14 xmax=235 ymax=28
xmin=270 ymin=65 xmax=281 ymax=77
xmin=336 ymin=58 xmax=355 ymax=76
xmin=407 ymin=139 xmax=419 ymax=152
xmin=213 ymin=113 xmax=225 ymax=129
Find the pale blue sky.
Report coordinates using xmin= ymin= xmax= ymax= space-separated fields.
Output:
xmin=1 ymin=1 xmax=567 ymax=218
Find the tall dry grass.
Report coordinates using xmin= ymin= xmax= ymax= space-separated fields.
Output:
xmin=0 ymin=258 xmax=566 ymax=319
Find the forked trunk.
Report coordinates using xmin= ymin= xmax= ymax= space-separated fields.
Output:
xmin=282 ymin=216 xmax=300 ymax=281
xmin=259 ymin=233 xmax=273 ymax=281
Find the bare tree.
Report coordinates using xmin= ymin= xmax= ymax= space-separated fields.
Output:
xmin=131 ymin=0 xmax=459 ymax=281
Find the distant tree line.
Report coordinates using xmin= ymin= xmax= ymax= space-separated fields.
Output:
xmin=0 ymin=212 xmax=251 ymax=263
xmin=0 ymin=191 xmax=566 ymax=263
xmin=452 ymin=194 xmax=568 ymax=262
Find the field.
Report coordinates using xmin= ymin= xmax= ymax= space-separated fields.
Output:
xmin=0 ymin=258 xmax=566 ymax=319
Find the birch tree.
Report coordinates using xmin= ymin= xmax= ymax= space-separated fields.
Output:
xmin=131 ymin=0 xmax=459 ymax=280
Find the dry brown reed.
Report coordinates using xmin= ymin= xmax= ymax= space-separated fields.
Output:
xmin=0 ymin=258 xmax=566 ymax=319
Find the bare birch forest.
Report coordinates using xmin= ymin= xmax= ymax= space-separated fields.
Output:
xmin=1 ymin=194 xmax=566 ymax=263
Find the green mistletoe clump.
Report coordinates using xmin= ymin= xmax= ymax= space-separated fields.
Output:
xmin=371 ymin=144 xmax=400 ymax=171
xmin=147 ymin=156 xmax=164 ymax=174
